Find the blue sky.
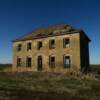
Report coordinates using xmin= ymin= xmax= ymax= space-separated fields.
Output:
xmin=0 ymin=0 xmax=100 ymax=64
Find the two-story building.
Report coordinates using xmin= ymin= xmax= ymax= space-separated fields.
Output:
xmin=12 ymin=24 xmax=90 ymax=73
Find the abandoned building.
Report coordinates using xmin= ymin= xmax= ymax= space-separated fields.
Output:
xmin=12 ymin=24 xmax=90 ymax=72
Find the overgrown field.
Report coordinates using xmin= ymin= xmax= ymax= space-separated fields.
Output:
xmin=0 ymin=64 xmax=12 ymax=71
xmin=0 ymin=64 xmax=100 ymax=100
xmin=0 ymin=72 xmax=99 ymax=100
xmin=91 ymin=64 xmax=100 ymax=72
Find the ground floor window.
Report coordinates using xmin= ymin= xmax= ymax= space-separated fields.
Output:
xmin=26 ymin=57 xmax=32 ymax=67
xmin=63 ymin=55 xmax=70 ymax=68
xmin=17 ymin=58 xmax=21 ymax=67
xmin=49 ymin=56 xmax=55 ymax=68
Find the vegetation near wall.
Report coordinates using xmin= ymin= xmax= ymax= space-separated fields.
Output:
xmin=0 ymin=64 xmax=12 ymax=72
xmin=0 ymin=64 xmax=99 ymax=100
xmin=0 ymin=71 xmax=99 ymax=100
xmin=91 ymin=64 xmax=100 ymax=72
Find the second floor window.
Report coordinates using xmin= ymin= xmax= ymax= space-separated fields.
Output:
xmin=27 ymin=42 xmax=32 ymax=51
xmin=63 ymin=38 xmax=70 ymax=48
xmin=49 ymin=39 xmax=55 ymax=49
xmin=17 ymin=44 xmax=22 ymax=51
xmin=37 ymin=41 xmax=42 ymax=50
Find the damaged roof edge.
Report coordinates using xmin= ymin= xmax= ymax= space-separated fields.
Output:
xmin=12 ymin=30 xmax=82 ymax=42
xmin=12 ymin=24 xmax=91 ymax=42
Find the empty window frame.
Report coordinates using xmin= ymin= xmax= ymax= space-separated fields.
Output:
xmin=17 ymin=58 xmax=22 ymax=67
xmin=37 ymin=41 xmax=42 ymax=50
xmin=63 ymin=38 xmax=70 ymax=48
xmin=26 ymin=57 xmax=32 ymax=67
xmin=17 ymin=44 xmax=22 ymax=51
xmin=49 ymin=56 xmax=55 ymax=68
xmin=63 ymin=55 xmax=70 ymax=68
xmin=27 ymin=42 xmax=32 ymax=51
xmin=49 ymin=39 xmax=55 ymax=49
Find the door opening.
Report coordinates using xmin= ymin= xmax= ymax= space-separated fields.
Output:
xmin=37 ymin=56 xmax=42 ymax=71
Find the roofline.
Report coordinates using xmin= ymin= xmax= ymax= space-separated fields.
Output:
xmin=12 ymin=30 xmax=81 ymax=42
xmin=12 ymin=30 xmax=91 ymax=43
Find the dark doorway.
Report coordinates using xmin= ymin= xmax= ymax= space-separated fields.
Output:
xmin=37 ymin=56 xmax=42 ymax=71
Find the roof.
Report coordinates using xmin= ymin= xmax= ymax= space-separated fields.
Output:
xmin=12 ymin=24 xmax=90 ymax=42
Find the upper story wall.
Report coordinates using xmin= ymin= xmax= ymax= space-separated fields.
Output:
xmin=13 ymin=33 xmax=80 ymax=56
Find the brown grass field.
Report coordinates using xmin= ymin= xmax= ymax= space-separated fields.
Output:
xmin=0 ymin=64 xmax=99 ymax=100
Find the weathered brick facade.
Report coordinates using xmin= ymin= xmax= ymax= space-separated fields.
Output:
xmin=12 ymin=24 xmax=90 ymax=73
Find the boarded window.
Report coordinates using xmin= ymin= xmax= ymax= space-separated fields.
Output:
xmin=26 ymin=57 xmax=32 ymax=67
xmin=49 ymin=56 xmax=55 ymax=68
xmin=17 ymin=58 xmax=21 ymax=67
xmin=27 ymin=42 xmax=32 ymax=51
xmin=63 ymin=38 xmax=70 ymax=48
xmin=63 ymin=56 xmax=70 ymax=68
xmin=17 ymin=44 xmax=22 ymax=51
xmin=49 ymin=39 xmax=55 ymax=49
xmin=37 ymin=41 xmax=42 ymax=50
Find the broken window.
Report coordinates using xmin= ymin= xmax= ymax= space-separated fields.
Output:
xmin=37 ymin=41 xmax=42 ymax=50
xmin=49 ymin=39 xmax=55 ymax=49
xmin=63 ymin=56 xmax=70 ymax=68
xmin=27 ymin=42 xmax=32 ymax=51
xmin=63 ymin=38 xmax=70 ymax=48
xmin=49 ymin=56 xmax=55 ymax=68
xmin=26 ymin=57 xmax=32 ymax=67
xmin=17 ymin=44 xmax=22 ymax=51
xmin=17 ymin=58 xmax=21 ymax=67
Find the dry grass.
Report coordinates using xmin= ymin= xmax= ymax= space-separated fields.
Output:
xmin=0 ymin=71 xmax=99 ymax=100
xmin=0 ymin=64 xmax=99 ymax=99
